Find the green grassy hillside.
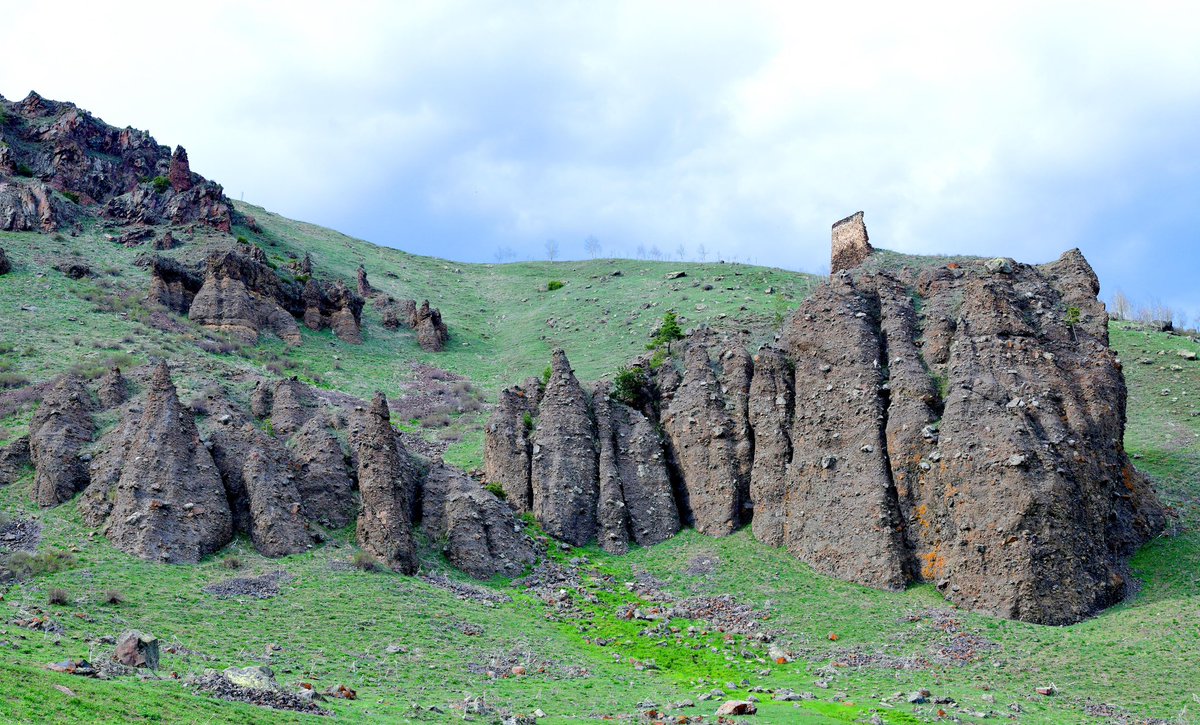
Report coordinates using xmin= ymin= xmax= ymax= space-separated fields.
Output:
xmin=1 ymin=207 xmax=1197 ymax=723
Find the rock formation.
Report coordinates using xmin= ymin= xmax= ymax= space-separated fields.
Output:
xmin=189 ymin=250 xmax=302 ymax=345
xmin=149 ymin=257 xmax=204 ymax=313
xmin=28 ymin=375 xmax=94 ymax=507
xmin=484 ymin=222 xmax=1166 ymax=624
xmin=266 ymin=377 xmax=317 ymax=437
xmin=97 ymin=366 xmax=128 ymax=408
xmin=530 ymin=350 xmax=599 ymax=546
xmin=414 ymin=301 xmax=449 ymax=351
xmin=353 ymin=393 xmax=420 ymax=574
xmin=0 ymin=436 xmax=30 ymax=486
xmin=420 ymin=463 xmax=537 ymax=578
xmin=0 ymin=92 xmax=232 ymax=232
xmin=483 ymin=379 xmax=541 ymax=512
xmin=0 ymin=246 xmax=10 ymax=275
xmin=356 ymin=265 xmax=372 ymax=297
xmin=95 ymin=362 xmax=233 ymax=563
xmin=289 ymin=417 xmax=355 ymax=529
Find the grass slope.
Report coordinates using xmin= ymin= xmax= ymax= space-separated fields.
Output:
xmin=1 ymin=207 xmax=1197 ymax=723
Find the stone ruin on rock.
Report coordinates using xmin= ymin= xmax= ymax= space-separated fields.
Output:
xmin=483 ymin=213 xmax=1166 ymax=624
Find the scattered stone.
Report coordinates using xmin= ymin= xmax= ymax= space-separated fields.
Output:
xmin=715 ymin=700 xmax=757 ymax=716
xmin=114 ymin=631 xmax=159 ymax=669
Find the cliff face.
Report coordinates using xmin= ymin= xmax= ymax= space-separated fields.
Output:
xmin=483 ymin=215 xmax=1166 ymax=625
xmin=0 ymin=91 xmax=232 ymax=232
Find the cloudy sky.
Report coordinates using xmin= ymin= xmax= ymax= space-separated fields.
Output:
xmin=4 ymin=1 xmax=1198 ymax=321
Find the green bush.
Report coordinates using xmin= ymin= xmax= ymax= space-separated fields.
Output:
xmin=523 ymin=411 xmax=534 ymax=431
xmin=236 ymin=235 xmax=249 ymax=245
xmin=150 ymin=176 xmax=171 ymax=193
xmin=221 ymin=555 xmax=242 ymax=570
xmin=351 ymin=550 xmax=379 ymax=572
xmin=2 ymin=551 xmax=76 ymax=580
xmin=546 ymin=280 xmax=564 ymax=291
xmin=103 ymin=589 xmax=125 ymax=606
xmin=48 ymin=588 xmax=70 ymax=605
xmin=612 ymin=365 xmax=647 ymax=407
xmin=485 ymin=482 xmax=507 ymax=501
xmin=62 ymin=190 xmax=80 ymax=204
xmin=647 ymin=311 xmax=684 ymax=351
xmin=15 ymin=163 xmax=34 ymax=177
xmin=542 ymin=366 xmax=552 ymax=384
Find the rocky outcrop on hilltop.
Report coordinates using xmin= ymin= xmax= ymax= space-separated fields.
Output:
xmin=484 ymin=213 xmax=1166 ymax=624
xmin=353 ymin=393 xmax=420 ymax=574
xmin=95 ymin=362 xmax=233 ymax=563
xmin=0 ymin=92 xmax=232 ymax=232
xmin=28 ymin=375 xmax=94 ymax=507
xmin=530 ymin=350 xmax=599 ymax=546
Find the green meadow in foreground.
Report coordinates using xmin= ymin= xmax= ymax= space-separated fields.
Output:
xmin=1 ymin=205 xmax=1197 ymax=723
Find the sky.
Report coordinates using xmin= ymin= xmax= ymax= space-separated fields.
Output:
xmin=3 ymin=1 xmax=1199 ymax=323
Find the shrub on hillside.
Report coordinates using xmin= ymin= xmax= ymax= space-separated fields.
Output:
xmin=150 ymin=176 xmax=171 ymax=193
xmin=612 ymin=365 xmax=648 ymax=407
xmin=351 ymin=551 xmax=379 ymax=572
xmin=3 ymin=551 xmax=76 ymax=580
xmin=546 ymin=280 xmax=564 ymax=291
xmin=221 ymin=556 xmax=242 ymax=570
xmin=485 ymin=482 xmax=507 ymax=501
xmin=48 ymin=588 xmax=70 ymax=605
xmin=103 ymin=589 xmax=125 ymax=605
xmin=15 ymin=163 xmax=33 ymax=178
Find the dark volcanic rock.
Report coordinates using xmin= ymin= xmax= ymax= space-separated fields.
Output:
xmin=353 ymin=393 xmax=420 ymax=574
xmin=289 ymin=417 xmax=355 ymax=529
xmin=28 ymin=375 xmax=94 ymax=507
xmin=780 ymin=274 xmax=907 ymax=591
xmin=483 ymin=380 xmax=541 ymax=512
xmin=530 ymin=350 xmax=598 ymax=546
xmin=747 ymin=347 xmax=793 ymax=547
xmin=0 ymin=247 xmax=10 ymax=275
xmin=661 ymin=342 xmax=740 ymax=537
xmin=100 ymin=362 xmax=232 ymax=563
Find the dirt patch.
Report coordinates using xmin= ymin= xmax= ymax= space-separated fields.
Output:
xmin=0 ymin=518 xmax=42 ymax=553
xmin=189 ymin=672 xmax=328 ymax=715
xmin=202 ymin=571 xmax=291 ymax=600
xmin=683 ymin=553 xmax=720 ymax=576
xmin=829 ymin=648 xmax=927 ymax=670
xmin=419 ymin=572 xmax=511 ymax=605
xmin=465 ymin=649 xmax=589 ymax=680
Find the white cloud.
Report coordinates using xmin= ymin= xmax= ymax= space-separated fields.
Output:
xmin=3 ymin=0 xmax=1199 ymax=314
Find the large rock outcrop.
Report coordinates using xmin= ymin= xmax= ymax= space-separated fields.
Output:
xmin=0 ymin=92 xmax=232 ymax=232
xmin=483 ymin=379 xmax=541 ymax=512
xmin=483 ymin=227 xmax=1165 ymax=624
xmin=420 ymin=464 xmax=537 ymax=578
xmin=353 ymin=393 xmax=420 ymax=574
xmin=96 ymin=362 xmax=233 ymax=563
xmin=661 ymin=343 xmax=741 ymax=537
xmin=414 ymin=301 xmax=449 ymax=351
xmin=28 ymin=375 xmax=94 ymax=507
xmin=289 ymin=417 xmax=355 ymax=529
xmin=189 ymin=249 xmax=302 ymax=345
xmin=530 ymin=350 xmax=598 ymax=546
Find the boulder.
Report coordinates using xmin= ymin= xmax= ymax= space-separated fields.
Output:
xmin=223 ymin=666 xmax=280 ymax=691
xmin=0 ymin=246 xmax=10 ymax=275
xmin=530 ymin=350 xmax=598 ymax=546
xmin=28 ymin=375 xmax=94 ymax=507
xmin=114 ymin=631 xmax=159 ymax=669
xmin=99 ymin=362 xmax=233 ymax=563
xmin=661 ymin=342 xmax=740 ymax=537
xmin=715 ymin=700 xmax=757 ymax=716
xmin=353 ymin=393 xmax=419 ymax=574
